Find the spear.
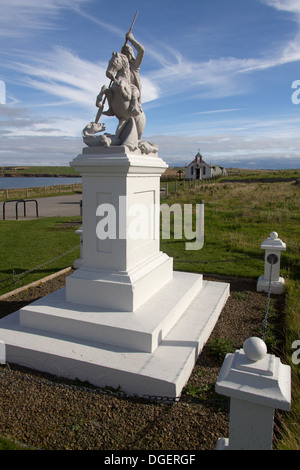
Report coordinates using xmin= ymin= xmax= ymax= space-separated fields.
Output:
xmin=94 ymin=11 xmax=139 ymax=124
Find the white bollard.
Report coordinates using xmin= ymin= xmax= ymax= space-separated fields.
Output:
xmin=73 ymin=227 xmax=83 ymax=269
xmin=215 ymin=337 xmax=291 ymax=450
xmin=0 ymin=340 xmax=6 ymax=364
xmin=257 ymin=231 xmax=286 ymax=294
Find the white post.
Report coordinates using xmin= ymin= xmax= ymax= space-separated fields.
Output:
xmin=0 ymin=340 xmax=6 ymax=364
xmin=215 ymin=336 xmax=291 ymax=450
xmin=73 ymin=227 xmax=83 ymax=269
xmin=257 ymin=231 xmax=286 ymax=294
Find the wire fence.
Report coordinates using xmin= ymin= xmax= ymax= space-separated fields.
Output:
xmin=0 ymin=183 xmax=82 ymax=201
xmin=0 ymin=244 xmax=81 ymax=292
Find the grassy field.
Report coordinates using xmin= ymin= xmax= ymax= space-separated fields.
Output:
xmin=1 ymin=165 xmax=300 ymax=180
xmin=0 ymin=175 xmax=299 ymax=449
xmin=0 ymin=217 xmax=81 ymax=296
xmin=161 ymin=179 xmax=300 ymax=280
xmin=0 ymin=166 xmax=80 ymax=177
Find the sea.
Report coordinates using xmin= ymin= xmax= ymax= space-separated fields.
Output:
xmin=0 ymin=177 xmax=82 ymax=190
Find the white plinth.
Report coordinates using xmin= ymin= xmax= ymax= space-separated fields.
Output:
xmin=66 ymin=147 xmax=173 ymax=311
xmin=216 ymin=346 xmax=291 ymax=450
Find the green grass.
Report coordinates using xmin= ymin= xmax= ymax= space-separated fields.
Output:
xmin=274 ymin=279 xmax=300 ymax=450
xmin=221 ymin=168 xmax=300 ymax=181
xmin=0 ymin=185 xmax=82 ymax=202
xmin=160 ymin=181 xmax=300 ymax=280
xmin=0 ymin=217 xmax=81 ymax=296
xmin=0 ymin=166 xmax=80 ymax=176
xmin=0 ymin=435 xmax=28 ymax=450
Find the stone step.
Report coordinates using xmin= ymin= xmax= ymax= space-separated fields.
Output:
xmin=19 ymin=271 xmax=203 ymax=353
xmin=0 ymin=277 xmax=229 ymax=397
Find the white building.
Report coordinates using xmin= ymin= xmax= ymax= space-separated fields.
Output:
xmin=184 ymin=152 xmax=227 ymax=181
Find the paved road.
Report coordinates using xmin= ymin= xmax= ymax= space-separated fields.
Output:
xmin=1 ymin=194 xmax=82 ymax=220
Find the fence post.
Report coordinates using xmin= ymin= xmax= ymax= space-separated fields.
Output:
xmin=257 ymin=231 xmax=286 ymax=294
xmin=0 ymin=340 xmax=5 ymax=364
xmin=215 ymin=336 xmax=291 ymax=450
xmin=73 ymin=227 xmax=83 ymax=269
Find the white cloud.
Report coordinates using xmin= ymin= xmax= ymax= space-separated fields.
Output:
xmin=262 ymin=0 xmax=300 ymax=15
xmin=148 ymin=133 xmax=300 ymax=169
xmin=0 ymin=0 xmax=91 ymax=38
xmin=7 ymin=46 xmax=160 ymax=114
xmin=143 ymin=1 xmax=300 ymax=99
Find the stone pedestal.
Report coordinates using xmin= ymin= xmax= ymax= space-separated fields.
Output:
xmin=216 ymin=337 xmax=291 ymax=450
xmin=0 ymin=147 xmax=229 ymax=397
xmin=66 ymin=146 xmax=173 ymax=311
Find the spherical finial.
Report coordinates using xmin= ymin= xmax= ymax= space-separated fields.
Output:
xmin=270 ymin=231 xmax=278 ymax=240
xmin=243 ymin=337 xmax=267 ymax=361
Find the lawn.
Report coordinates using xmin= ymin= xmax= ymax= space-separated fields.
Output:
xmin=0 ymin=217 xmax=81 ymax=296
xmin=161 ymin=180 xmax=300 ymax=280
xmin=0 ymin=166 xmax=80 ymax=177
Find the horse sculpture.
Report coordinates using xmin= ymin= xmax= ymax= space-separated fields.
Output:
xmin=101 ymin=51 xmax=146 ymax=139
xmin=83 ymin=51 xmax=153 ymax=152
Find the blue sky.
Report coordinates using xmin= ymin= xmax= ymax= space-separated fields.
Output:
xmin=0 ymin=0 xmax=300 ymax=169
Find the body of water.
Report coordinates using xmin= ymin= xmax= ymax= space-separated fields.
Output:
xmin=0 ymin=177 xmax=82 ymax=190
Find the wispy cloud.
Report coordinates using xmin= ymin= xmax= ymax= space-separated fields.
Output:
xmin=7 ymin=45 xmax=159 ymax=110
xmin=149 ymin=132 xmax=300 ymax=169
xmin=143 ymin=1 xmax=300 ymax=99
xmin=190 ymin=109 xmax=243 ymax=115
xmin=0 ymin=0 xmax=91 ymax=38
xmin=262 ymin=0 xmax=300 ymax=15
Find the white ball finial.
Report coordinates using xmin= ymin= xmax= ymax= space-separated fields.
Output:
xmin=270 ymin=231 xmax=278 ymax=239
xmin=243 ymin=337 xmax=267 ymax=361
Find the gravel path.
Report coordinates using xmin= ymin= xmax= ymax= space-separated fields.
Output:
xmin=0 ymin=271 xmax=285 ymax=450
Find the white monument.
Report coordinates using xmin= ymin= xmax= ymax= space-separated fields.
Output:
xmin=216 ymin=337 xmax=291 ymax=450
xmin=0 ymin=18 xmax=229 ymax=397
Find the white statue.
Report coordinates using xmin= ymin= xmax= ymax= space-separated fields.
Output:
xmin=82 ymin=15 xmax=158 ymax=155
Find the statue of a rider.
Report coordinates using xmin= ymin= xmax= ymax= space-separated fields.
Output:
xmin=121 ymin=31 xmax=144 ymax=117
xmin=82 ymin=19 xmax=158 ymax=155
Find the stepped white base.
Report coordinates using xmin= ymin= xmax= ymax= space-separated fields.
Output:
xmin=66 ymin=252 xmax=173 ymax=312
xmin=0 ymin=272 xmax=229 ymax=397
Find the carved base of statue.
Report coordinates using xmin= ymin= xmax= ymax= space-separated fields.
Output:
xmin=82 ymin=117 xmax=158 ymax=155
